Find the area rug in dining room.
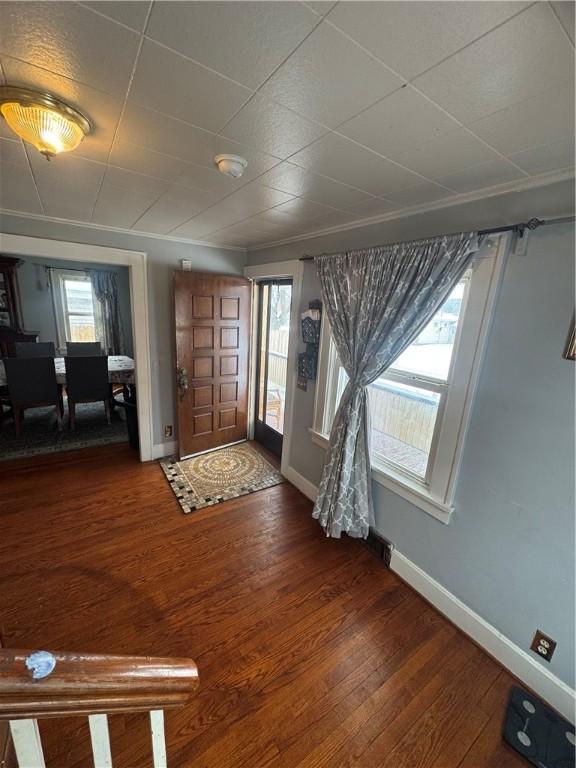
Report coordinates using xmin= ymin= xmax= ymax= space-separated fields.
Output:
xmin=160 ymin=441 xmax=284 ymax=514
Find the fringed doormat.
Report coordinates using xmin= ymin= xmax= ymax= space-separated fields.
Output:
xmin=160 ymin=441 xmax=284 ymax=514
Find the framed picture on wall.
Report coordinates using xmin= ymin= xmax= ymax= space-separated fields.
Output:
xmin=564 ymin=321 xmax=576 ymax=361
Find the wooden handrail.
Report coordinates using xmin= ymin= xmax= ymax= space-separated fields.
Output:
xmin=0 ymin=649 xmax=199 ymax=719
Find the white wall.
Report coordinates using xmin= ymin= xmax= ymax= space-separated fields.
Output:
xmin=247 ymin=181 xmax=576 ymax=691
xmin=0 ymin=213 xmax=247 ymax=447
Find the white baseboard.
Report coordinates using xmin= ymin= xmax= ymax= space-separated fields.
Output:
xmin=391 ymin=549 xmax=576 ymax=723
xmin=282 ymin=464 xmax=318 ymax=502
xmin=151 ymin=441 xmax=177 ymax=459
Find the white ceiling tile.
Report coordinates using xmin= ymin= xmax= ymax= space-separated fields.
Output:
xmin=26 ymin=148 xmax=106 ymax=219
xmin=303 ymin=1 xmax=337 ymax=18
xmin=101 ymin=166 xmax=169 ymax=197
xmin=270 ymin=197 xmax=340 ymax=222
xmin=508 ymin=138 xmax=576 ymax=176
xmin=132 ymin=184 xmax=219 ymax=234
xmin=327 ymin=2 xmax=529 ymax=80
xmin=0 ymin=117 xmax=15 ymax=142
xmin=435 ymin=159 xmax=525 ymax=194
xmin=551 ymin=1 xmax=575 ymax=44
xmin=92 ymin=166 xmax=178 ymax=227
xmin=0 ymin=138 xmax=43 ymax=213
xmin=252 ymin=207 xmax=304 ymax=226
xmin=117 ymin=104 xmax=279 ymax=179
xmin=257 ymin=161 xmax=374 ymax=209
xmin=385 ymin=181 xmax=454 ymax=207
xmin=129 ymin=40 xmax=252 ymax=132
xmin=0 ymin=2 xmax=140 ymax=96
xmin=338 ymin=86 xmax=461 ymax=159
xmin=0 ymin=0 xmax=573 ymax=248
xmin=168 ymin=216 xmax=226 ymax=239
xmin=220 ymin=94 xmax=328 ymax=159
xmin=92 ymin=185 xmax=160 ymax=228
xmin=0 ymin=137 xmax=27 ymax=166
xmin=305 ymin=209 xmax=358 ymax=229
xmin=259 ymin=22 xmax=403 ymax=128
xmin=1 ymin=56 xmax=123 ymax=164
xmin=146 ymin=1 xmax=319 ymax=89
xmin=81 ymin=1 xmax=151 ymax=32
xmin=345 ymin=197 xmax=400 ymax=219
xmin=467 ymin=86 xmax=575 ymax=156
xmin=390 ymin=127 xmax=501 ymax=179
xmin=290 ymin=133 xmax=425 ymax=196
xmin=414 ymin=3 xmax=575 ymax=124
xmin=170 ymin=182 xmax=294 ymax=236
xmin=108 ymin=140 xmax=184 ymax=181
xmin=175 ymin=163 xmax=249 ymax=197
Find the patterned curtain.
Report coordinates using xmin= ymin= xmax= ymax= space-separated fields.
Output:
xmin=89 ymin=270 xmax=125 ymax=355
xmin=313 ymin=232 xmax=479 ymax=539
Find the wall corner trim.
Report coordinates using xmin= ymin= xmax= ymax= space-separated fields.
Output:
xmin=391 ymin=549 xmax=576 ymax=723
xmin=152 ymin=441 xmax=178 ymax=460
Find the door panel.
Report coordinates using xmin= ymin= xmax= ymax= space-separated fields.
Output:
xmin=175 ymin=271 xmax=250 ymax=458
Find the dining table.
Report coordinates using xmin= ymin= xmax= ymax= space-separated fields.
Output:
xmin=0 ymin=355 xmax=136 ymax=387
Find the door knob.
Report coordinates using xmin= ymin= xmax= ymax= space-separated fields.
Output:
xmin=177 ymin=366 xmax=188 ymax=399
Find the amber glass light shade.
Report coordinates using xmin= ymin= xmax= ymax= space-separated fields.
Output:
xmin=0 ymin=87 xmax=91 ymax=159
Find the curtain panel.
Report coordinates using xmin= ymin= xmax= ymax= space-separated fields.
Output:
xmin=89 ymin=270 xmax=125 ymax=356
xmin=313 ymin=232 xmax=479 ymax=539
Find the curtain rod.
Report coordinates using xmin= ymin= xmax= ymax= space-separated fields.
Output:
xmin=299 ymin=216 xmax=574 ymax=262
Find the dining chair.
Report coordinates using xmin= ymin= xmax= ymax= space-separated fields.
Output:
xmin=66 ymin=342 xmax=103 ymax=356
xmin=15 ymin=341 xmax=56 ymax=358
xmin=3 ymin=357 xmax=63 ymax=435
xmin=65 ymin=355 xmax=111 ymax=430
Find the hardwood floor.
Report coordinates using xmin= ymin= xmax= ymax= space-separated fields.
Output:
xmin=0 ymin=444 xmax=527 ymax=767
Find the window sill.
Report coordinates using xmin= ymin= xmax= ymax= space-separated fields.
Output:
xmin=308 ymin=428 xmax=453 ymax=525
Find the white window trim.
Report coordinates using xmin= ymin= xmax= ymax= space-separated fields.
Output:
xmin=310 ymin=233 xmax=511 ymax=524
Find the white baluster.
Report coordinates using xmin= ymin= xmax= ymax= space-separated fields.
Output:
xmin=9 ymin=719 xmax=46 ymax=767
xmin=150 ymin=710 xmax=167 ymax=768
xmin=88 ymin=713 xmax=113 ymax=768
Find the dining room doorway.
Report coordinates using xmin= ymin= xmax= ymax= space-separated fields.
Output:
xmin=0 ymin=233 xmax=153 ymax=461
xmin=0 ymin=254 xmax=136 ymax=461
xmin=253 ymin=279 xmax=293 ymax=459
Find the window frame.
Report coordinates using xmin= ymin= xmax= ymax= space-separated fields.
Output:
xmin=310 ymin=234 xmax=510 ymax=523
xmin=52 ymin=269 xmax=101 ymax=353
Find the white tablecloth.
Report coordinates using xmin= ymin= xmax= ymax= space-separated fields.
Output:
xmin=0 ymin=356 xmax=135 ymax=387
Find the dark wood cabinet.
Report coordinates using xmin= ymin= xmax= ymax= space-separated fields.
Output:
xmin=0 ymin=255 xmax=37 ymax=357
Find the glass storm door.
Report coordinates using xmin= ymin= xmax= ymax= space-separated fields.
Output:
xmin=254 ymin=279 xmax=292 ymax=458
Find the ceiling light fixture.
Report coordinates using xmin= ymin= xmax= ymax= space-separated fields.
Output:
xmin=214 ymin=153 xmax=247 ymax=178
xmin=0 ymin=86 xmax=91 ymax=160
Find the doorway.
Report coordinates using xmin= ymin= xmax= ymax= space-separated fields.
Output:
xmin=254 ymin=279 xmax=293 ymax=459
xmin=0 ymin=233 xmax=153 ymax=460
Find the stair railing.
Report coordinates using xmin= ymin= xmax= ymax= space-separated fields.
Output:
xmin=0 ymin=648 xmax=199 ymax=768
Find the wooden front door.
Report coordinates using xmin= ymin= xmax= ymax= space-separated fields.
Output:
xmin=174 ymin=271 xmax=251 ymax=459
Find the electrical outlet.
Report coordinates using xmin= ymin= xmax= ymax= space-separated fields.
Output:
xmin=164 ymin=425 xmax=173 ymax=438
xmin=530 ymin=630 xmax=556 ymax=662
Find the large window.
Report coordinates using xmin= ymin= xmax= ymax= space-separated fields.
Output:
xmin=311 ymin=236 xmax=507 ymax=522
xmin=53 ymin=270 xmax=101 ymax=350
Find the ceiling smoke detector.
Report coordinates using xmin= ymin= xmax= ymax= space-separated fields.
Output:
xmin=214 ymin=154 xmax=247 ymax=178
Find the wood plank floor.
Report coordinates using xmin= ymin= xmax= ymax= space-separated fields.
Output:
xmin=0 ymin=444 xmax=527 ymax=767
